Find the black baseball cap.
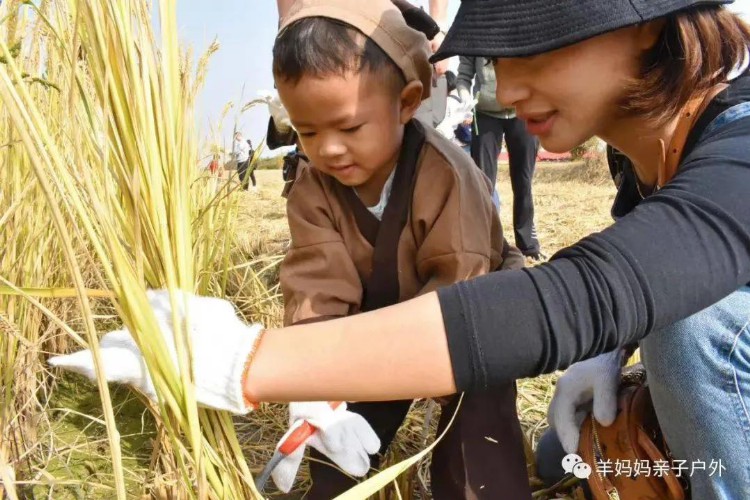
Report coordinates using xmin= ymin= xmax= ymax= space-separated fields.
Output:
xmin=431 ymin=0 xmax=733 ymax=61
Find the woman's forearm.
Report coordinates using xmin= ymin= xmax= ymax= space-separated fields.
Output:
xmin=244 ymin=292 xmax=456 ymax=402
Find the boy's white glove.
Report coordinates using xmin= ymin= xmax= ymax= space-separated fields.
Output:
xmin=271 ymin=402 xmax=380 ymax=493
xmin=48 ymin=290 xmax=262 ymax=415
xmin=547 ymin=349 xmax=624 ymax=454
xmin=258 ymin=90 xmax=293 ymax=133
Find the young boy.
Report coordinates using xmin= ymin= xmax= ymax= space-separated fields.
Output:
xmin=271 ymin=1 xmax=532 ymax=498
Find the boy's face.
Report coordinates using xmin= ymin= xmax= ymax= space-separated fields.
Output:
xmin=276 ymin=69 xmax=422 ymax=197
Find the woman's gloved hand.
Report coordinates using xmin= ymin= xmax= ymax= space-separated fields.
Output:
xmin=547 ymin=349 xmax=625 ymax=453
xmin=48 ymin=290 xmax=263 ymax=415
xmin=271 ymin=402 xmax=381 ymax=493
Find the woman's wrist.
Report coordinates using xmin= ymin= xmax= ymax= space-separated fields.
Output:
xmin=241 ymin=326 xmax=269 ymax=408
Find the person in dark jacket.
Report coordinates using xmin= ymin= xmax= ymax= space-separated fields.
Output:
xmin=457 ymin=55 xmax=543 ymax=259
xmin=245 ymin=139 xmax=257 ymax=190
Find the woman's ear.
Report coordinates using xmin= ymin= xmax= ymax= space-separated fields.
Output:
xmin=399 ymin=80 xmax=424 ymax=124
xmin=637 ymin=19 xmax=666 ymax=51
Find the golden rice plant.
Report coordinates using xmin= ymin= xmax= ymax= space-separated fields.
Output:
xmin=0 ymin=1 xmax=94 ymax=496
xmin=0 ymin=0 xmax=268 ymax=497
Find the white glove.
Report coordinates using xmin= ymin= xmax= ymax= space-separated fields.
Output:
xmin=271 ymin=402 xmax=380 ymax=493
xmin=258 ymin=90 xmax=293 ymax=133
xmin=442 ymin=97 xmax=478 ymax=131
xmin=547 ymin=349 xmax=624 ymax=454
xmin=48 ymin=290 xmax=262 ymax=414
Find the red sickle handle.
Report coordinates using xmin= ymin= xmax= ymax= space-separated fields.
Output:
xmin=278 ymin=402 xmax=343 ymax=456
xmin=278 ymin=420 xmax=316 ymax=455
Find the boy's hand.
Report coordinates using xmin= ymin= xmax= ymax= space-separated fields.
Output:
xmin=271 ymin=402 xmax=381 ymax=493
xmin=48 ymin=290 xmax=263 ymax=415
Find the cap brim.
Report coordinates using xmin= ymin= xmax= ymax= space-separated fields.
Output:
xmin=431 ymin=0 xmax=733 ymax=62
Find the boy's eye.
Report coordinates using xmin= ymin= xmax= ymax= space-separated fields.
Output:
xmin=341 ymin=124 xmax=362 ymax=133
xmin=298 ymin=131 xmax=316 ymax=138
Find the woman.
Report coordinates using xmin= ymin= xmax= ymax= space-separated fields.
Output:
xmin=54 ymin=1 xmax=750 ymax=498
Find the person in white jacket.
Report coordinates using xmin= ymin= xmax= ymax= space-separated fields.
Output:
xmin=435 ymin=70 xmax=474 ymax=152
xmin=232 ymin=131 xmax=252 ymax=190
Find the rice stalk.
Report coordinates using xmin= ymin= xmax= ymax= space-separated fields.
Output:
xmin=0 ymin=0 xmax=262 ymax=497
xmin=0 ymin=3 xmax=103 ymax=495
xmin=0 ymin=10 xmax=129 ymax=499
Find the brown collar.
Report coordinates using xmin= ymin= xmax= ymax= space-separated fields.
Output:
xmin=655 ymin=84 xmax=728 ymax=188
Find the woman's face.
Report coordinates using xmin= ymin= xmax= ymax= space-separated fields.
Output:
xmin=493 ymin=25 xmax=655 ymax=153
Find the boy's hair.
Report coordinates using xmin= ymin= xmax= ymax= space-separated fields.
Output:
xmin=622 ymin=7 xmax=750 ymax=125
xmin=273 ymin=17 xmax=407 ymax=92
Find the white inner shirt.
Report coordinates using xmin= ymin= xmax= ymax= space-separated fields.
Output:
xmin=356 ymin=167 xmax=396 ymax=221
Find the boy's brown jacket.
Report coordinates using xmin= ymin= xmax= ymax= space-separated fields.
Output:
xmin=280 ymin=120 xmax=523 ymax=326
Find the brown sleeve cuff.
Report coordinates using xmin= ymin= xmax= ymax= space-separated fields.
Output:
xmin=291 ymin=315 xmax=341 ymax=326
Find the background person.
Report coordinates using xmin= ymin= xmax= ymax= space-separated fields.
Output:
xmin=232 ymin=131 xmax=251 ymax=190
xmin=435 ymin=70 xmax=475 ymax=151
xmin=457 ymin=55 xmax=543 ymax=260
xmin=245 ymin=139 xmax=258 ymax=191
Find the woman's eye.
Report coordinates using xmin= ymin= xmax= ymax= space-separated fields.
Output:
xmin=342 ymin=124 xmax=362 ymax=133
